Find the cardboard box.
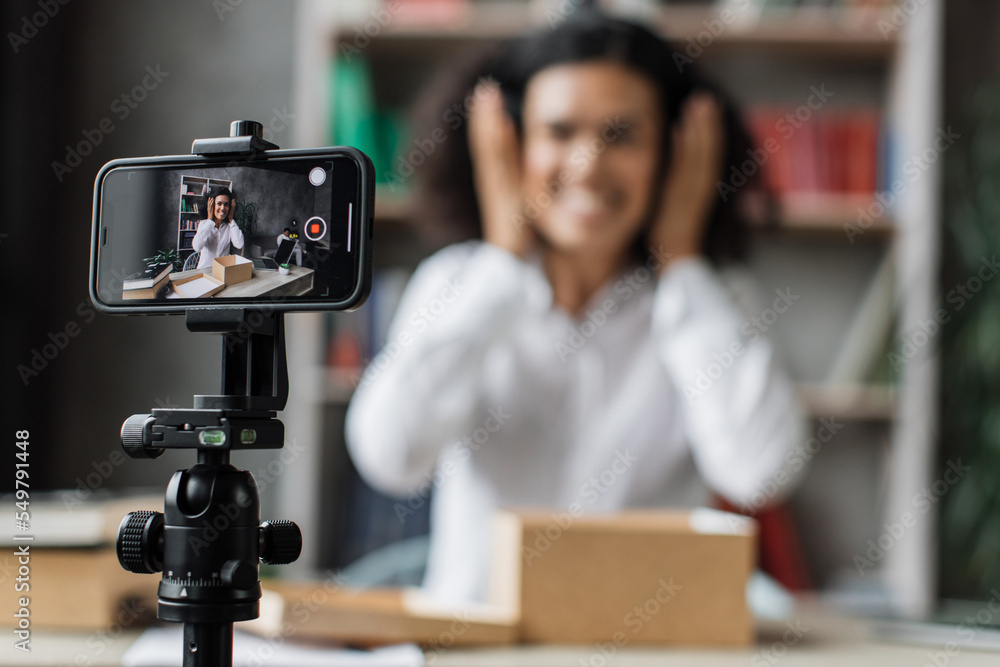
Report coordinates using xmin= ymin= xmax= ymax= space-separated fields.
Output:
xmin=490 ymin=508 xmax=756 ymax=646
xmin=171 ymin=272 xmax=225 ymax=298
xmin=212 ymin=254 xmax=252 ymax=285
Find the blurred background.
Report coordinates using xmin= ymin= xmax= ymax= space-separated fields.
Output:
xmin=3 ymin=0 xmax=1000 ymax=620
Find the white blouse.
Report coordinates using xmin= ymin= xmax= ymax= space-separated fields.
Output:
xmin=192 ymin=219 xmax=244 ymax=270
xmin=345 ymin=241 xmax=805 ymax=603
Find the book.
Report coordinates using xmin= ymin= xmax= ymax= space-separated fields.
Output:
xmin=0 ymin=490 xmax=161 ymax=548
xmin=122 ymin=272 xmax=171 ymax=300
xmin=123 ymin=264 xmax=172 ymax=290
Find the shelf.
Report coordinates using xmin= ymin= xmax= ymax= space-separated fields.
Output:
xmin=751 ymin=193 xmax=895 ymax=240
xmin=335 ymin=3 xmax=896 ymax=60
xmin=323 ymin=368 xmax=896 ymax=422
xmin=649 ymin=5 xmax=898 ymax=59
xmin=373 ymin=191 xmax=895 ymax=239
xmin=797 ymin=382 xmax=896 ymax=421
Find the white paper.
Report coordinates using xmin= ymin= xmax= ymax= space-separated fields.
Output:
xmin=121 ymin=626 xmax=424 ymax=667
xmin=688 ymin=507 xmax=754 ymax=535
xmin=173 ymin=276 xmax=221 ymax=298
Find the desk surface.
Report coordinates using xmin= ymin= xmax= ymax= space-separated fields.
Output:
xmin=168 ymin=265 xmax=314 ymax=299
xmin=4 ymin=608 xmax=1000 ymax=667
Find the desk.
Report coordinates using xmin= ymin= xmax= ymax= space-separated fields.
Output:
xmin=3 ymin=608 xmax=1000 ymax=666
xmin=167 ymin=265 xmax=314 ymax=299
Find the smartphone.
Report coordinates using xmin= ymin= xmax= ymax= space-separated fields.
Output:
xmin=90 ymin=147 xmax=374 ymax=314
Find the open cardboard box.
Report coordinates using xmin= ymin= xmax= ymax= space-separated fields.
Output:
xmin=171 ymin=272 xmax=225 ymax=298
xmin=213 ymin=254 xmax=252 ymax=285
xmin=491 ymin=508 xmax=757 ymax=646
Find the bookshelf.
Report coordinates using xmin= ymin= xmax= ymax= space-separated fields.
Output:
xmin=286 ymin=0 xmax=942 ymax=616
xmin=176 ymin=175 xmax=232 ymax=260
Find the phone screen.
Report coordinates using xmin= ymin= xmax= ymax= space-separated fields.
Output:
xmin=92 ymin=152 xmax=369 ymax=311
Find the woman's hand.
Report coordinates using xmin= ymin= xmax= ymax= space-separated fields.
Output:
xmin=468 ymin=81 xmax=535 ymax=258
xmin=648 ymin=93 xmax=725 ymax=270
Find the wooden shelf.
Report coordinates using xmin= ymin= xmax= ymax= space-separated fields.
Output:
xmin=751 ymin=193 xmax=895 ymax=240
xmin=649 ymin=5 xmax=898 ymax=59
xmin=373 ymin=191 xmax=895 ymax=239
xmin=797 ymin=382 xmax=896 ymax=421
xmin=324 ymin=372 xmax=897 ymax=421
xmin=335 ymin=3 xmax=897 ymax=60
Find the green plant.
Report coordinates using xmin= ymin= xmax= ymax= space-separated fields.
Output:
xmin=233 ymin=200 xmax=259 ymax=255
xmin=144 ymin=248 xmax=181 ymax=272
xmin=940 ymin=76 xmax=1000 ymax=599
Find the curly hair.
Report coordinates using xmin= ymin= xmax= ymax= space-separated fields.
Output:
xmin=407 ymin=10 xmax=769 ymax=265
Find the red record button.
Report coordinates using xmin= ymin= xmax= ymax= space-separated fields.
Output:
xmin=304 ymin=216 xmax=326 ymax=241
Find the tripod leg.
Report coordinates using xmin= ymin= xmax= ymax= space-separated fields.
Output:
xmin=183 ymin=621 xmax=233 ymax=667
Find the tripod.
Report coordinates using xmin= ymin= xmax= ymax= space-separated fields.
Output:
xmin=115 ymin=122 xmax=302 ymax=667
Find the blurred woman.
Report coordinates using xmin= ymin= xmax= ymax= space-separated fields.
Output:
xmin=346 ymin=11 xmax=805 ymax=604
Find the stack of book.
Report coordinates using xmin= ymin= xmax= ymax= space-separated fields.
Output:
xmin=122 ymin=264 xmax=173 ymax=300
xmin=0 ymin=492 xmax=161 ymax=631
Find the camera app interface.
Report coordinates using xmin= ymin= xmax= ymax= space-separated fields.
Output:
xmin=97 ymin=156 xmax=360 ymax=305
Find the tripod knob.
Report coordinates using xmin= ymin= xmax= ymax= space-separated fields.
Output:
xmin=121 ymin=414 xmax=164 ymax=459
xmin=117 ymin=510 xmax=165 ymax=574
xmin=259 ymin=520 xmax=301 ymax=565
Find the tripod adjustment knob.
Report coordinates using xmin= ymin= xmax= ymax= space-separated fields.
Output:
xmin=117 ymin=510 xmax=164 ymax=574
xmin=221 ymin=559 xmax=257 ymax=589
xmin=259 ymin=520 xmax=302 ymax=565
xmin=121 ymin=414 xmax=164 ymax=460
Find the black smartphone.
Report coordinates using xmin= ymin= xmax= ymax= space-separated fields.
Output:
xmin=90 ymin=147 xmax=374 ymax=314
